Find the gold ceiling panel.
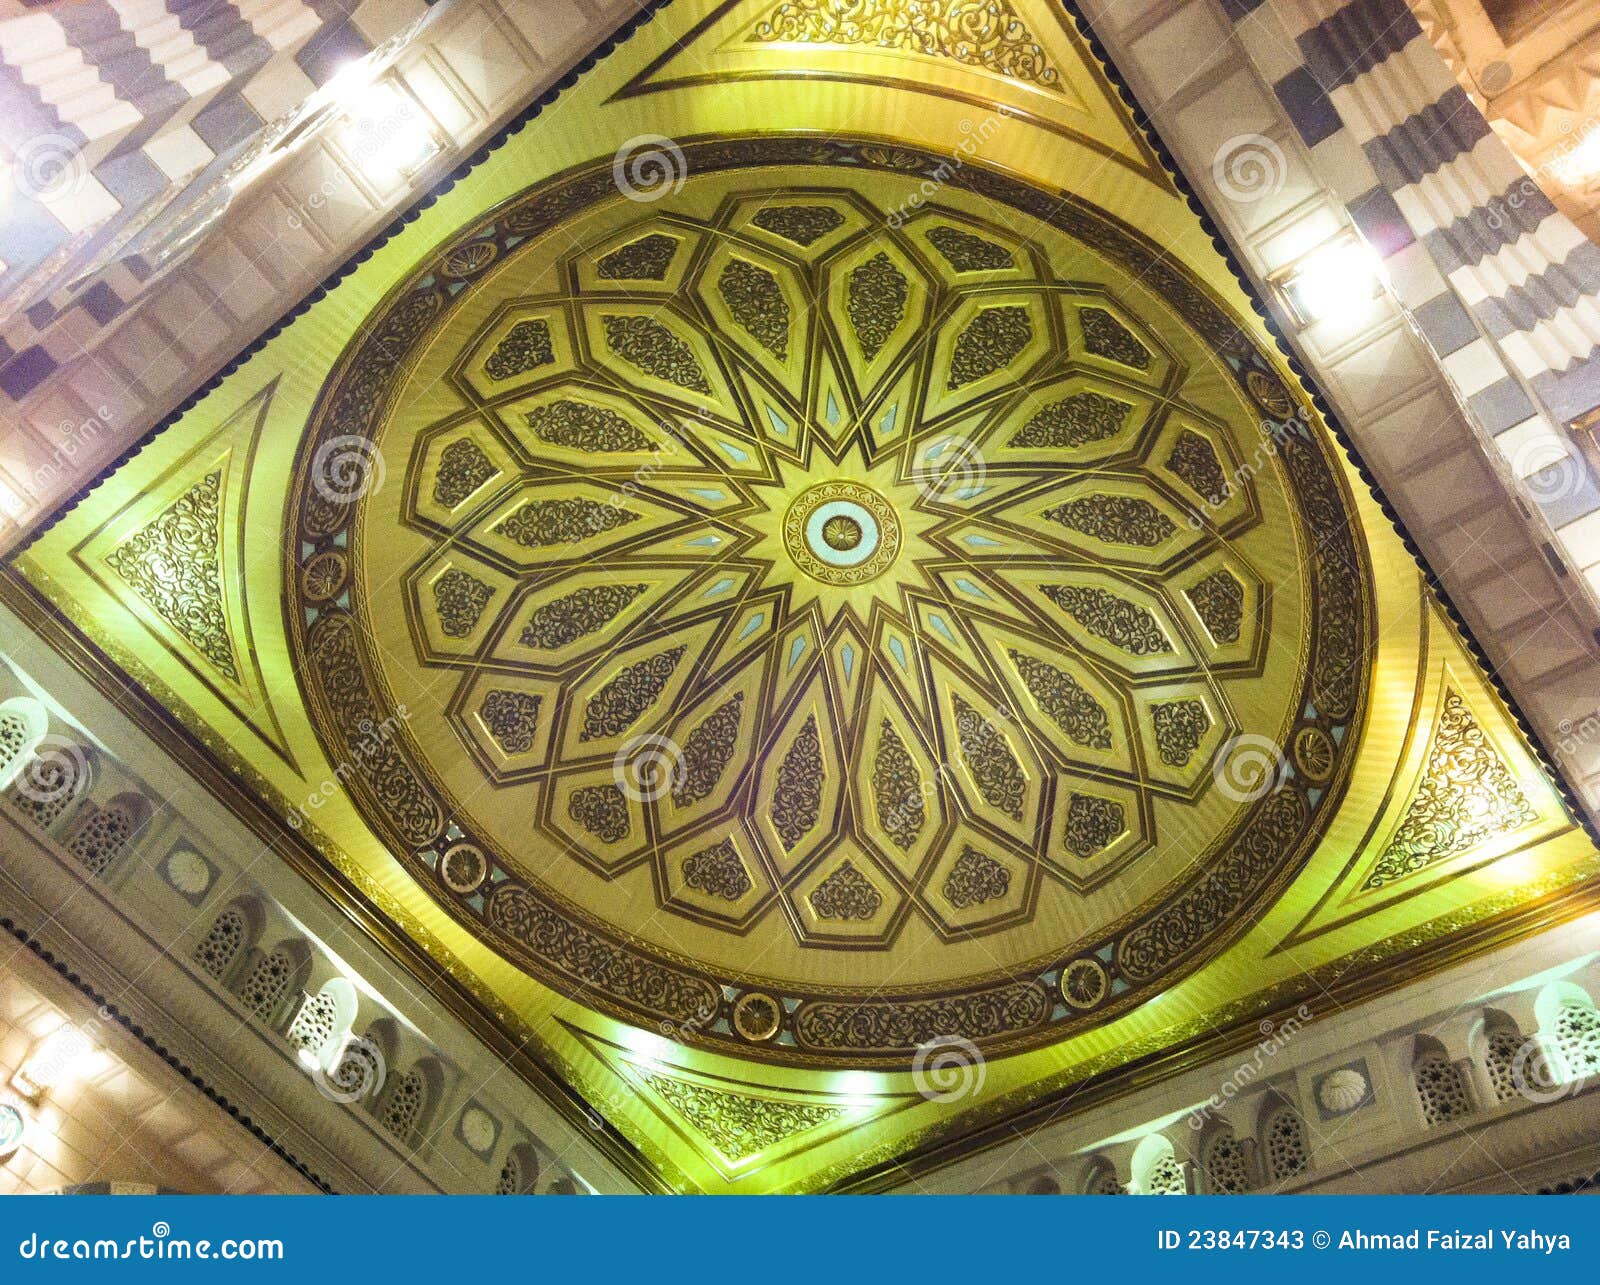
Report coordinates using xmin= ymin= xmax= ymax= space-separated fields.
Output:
xmin=7 ymin=0 xmax=1597 ymax=1192
xmin=288 ymin=153 xmax=1356 ymax=1064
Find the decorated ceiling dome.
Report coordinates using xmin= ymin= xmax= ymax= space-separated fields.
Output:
xmin=287 ymin=139 xmax=1368 ymax=1063
xmin=15 ymin=0 xmax=1589 ymax=1194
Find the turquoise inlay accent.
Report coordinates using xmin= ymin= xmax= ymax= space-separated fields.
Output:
xmin=739 ymin=613 xmax=765 ymax=641
xmin=954 ymin=578 xmax=989 ymax=599
xmin=879 ymin=404 xmax=898 ymax=435
xmin=955 ymin=484 xmax=986 ymax=501
xmin=927 ymin=439 xmax=950 ymax=460
xmin=717 ymin=440 xmax=750 ymax=464
xmin=687 ymin=535 xmax=722 ymax=547
xmin=928 ymin=614 xmax=957 ymax=644
xmin=704 ymin=577 xmax=734 ymax=598
xmin=889 ymin=637 xmax=908 ymax=670
xmin=765 ymin=405 xmax=789 ymax=435
xmin=1307 ymin=788 xmax=1323 ymax=809
xmin=841 ymin=644 xmax=855 ymax=682
xmin=689 ymin=487 xmax=725 ymax=502
xmin=788 ymin=636 xmax=807 ymax=670
xmin=825 ymin=392 xmax=840 ymax=425
xmin=961 ymin=533 xmax=1002 ymax=548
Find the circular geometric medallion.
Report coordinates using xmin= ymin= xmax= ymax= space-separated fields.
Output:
xmin=1060 ymin=958 xmax=1110 ymax=1010
xmin=440 ymin=842 xmax=487 ymax=894
xmin=732 ymin=991 xmax=784 ymax=1043
xmin=783 ymin=482 xmax=902 ymax=585
xmin=287 ymin=137 xmax=1371 ymax=1066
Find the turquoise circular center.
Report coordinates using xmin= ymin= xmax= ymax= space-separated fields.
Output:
xmin=804 ymin=499 xmax=880 ymax=568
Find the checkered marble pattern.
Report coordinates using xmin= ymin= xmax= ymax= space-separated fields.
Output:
xmin=1231 ymin=0 xmax=1600 ymax=545
xmin=0 ymin=0 xmax=430 ymax=401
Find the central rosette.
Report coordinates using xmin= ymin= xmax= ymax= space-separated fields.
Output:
xmin=782 ymin=482 xmax=901 ymax=585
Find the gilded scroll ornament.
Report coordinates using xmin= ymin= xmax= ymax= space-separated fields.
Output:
xmin=484 ymin=319 xmax=554 ymax=380
xmin=1009 ymin=390 xmax=1130 ymax=448
xmin=643 ymin=1074 xmax=844 ymax=1160
xmin=596 ymin=233 xmax=679 ymax=280
xmin=748 ymin=0 xmax=1061 ymax=88
xmin=810 ymin=861 xmax=883 ymax=920
xmin=1009 ymin=650 xmax=1111 ymax=750
xmin=943 ymin=846 xmax=1011 ymax=909
xmin=1041 ymin=584 xmax=1170 ymax=655
xmin=525 ymin=401 xmax=652 ymax=454
xmin=1043 ymin=494 xmax=1177 ymax=547
xmin=751 ymin=204 xmax=844 ymax=245
xmin=106 ymin=470 xmax=239 ymax=682
xmin=1079 ymin=306 xmax=1150 ymax=369
xmin=1365 ymin=691 xmax=1535 ymax=889
xmin=478 ymin=689 xmax=540 ymax=754
xmin=519 ymin=583 xmax=647 ymax=650
xmin=683 ymin=838 xmax=754 ymax=900
xmin=433 ymin=439 xmax=496 ymax=508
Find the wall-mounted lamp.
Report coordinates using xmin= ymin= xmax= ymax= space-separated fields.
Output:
xmin=1551 ymin=128 xmax=1600 ymax=189
xmin=10 ymin=1025 xmax=103 ymax=1102
xmin=1270 ymin=232 xmax=1387 ymax=328
xmin=331 ymin=74 xmax=443 ymax=183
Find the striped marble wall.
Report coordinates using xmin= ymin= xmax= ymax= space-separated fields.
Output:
xmin=0 ymin=0 xmax=433 ymax=401
xmin=1230 ymin=0 xmax=1600 ymax=572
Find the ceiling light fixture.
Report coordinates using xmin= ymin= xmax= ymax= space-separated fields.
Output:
xmin=1551 ymin=128 xmax=1600 ymax=188
xmin=1272 ymin=232 xmax=1387 ymax=328
xmin=333 ymin=75 xmax=442 ymax=182
xmin=10 ymin=1025 xmax=103 ymax=1101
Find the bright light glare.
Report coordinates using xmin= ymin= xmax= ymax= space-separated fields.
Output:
xmin=1553 ymin=129 xmax=1600 ymax=187
xmin=11 ymin=1025 xmax=103 ymax=1099
xmin=336 ymin=79 xmax=438 ymax=180
xmin=1284 ymin=239 xmax=1386 ymax=326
